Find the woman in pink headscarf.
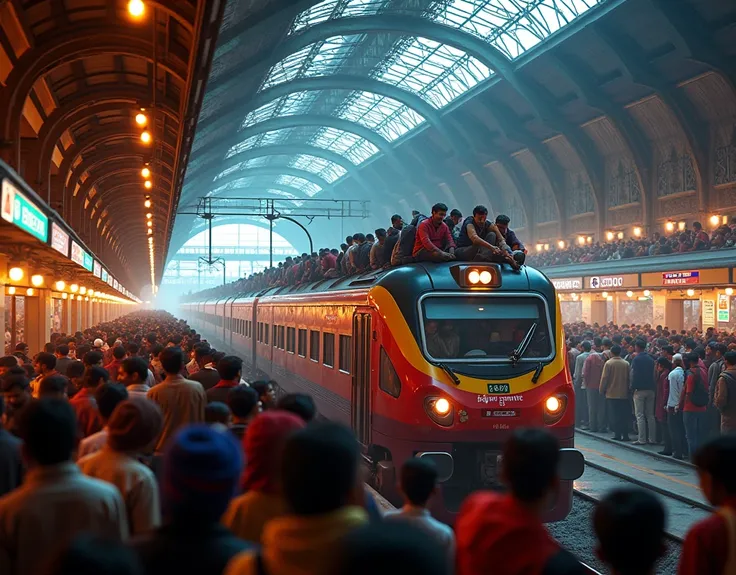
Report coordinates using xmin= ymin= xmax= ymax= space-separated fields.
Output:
xmin=221 ymin=410 xmax=305 ymax=543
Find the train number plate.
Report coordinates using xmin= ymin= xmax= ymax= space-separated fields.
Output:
xmin=482 ymin=410 xmax=518 ymax=418
xmin=486 ymin=384 xmax=510 ymax=394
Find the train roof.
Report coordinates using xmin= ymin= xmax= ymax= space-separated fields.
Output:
xmin=194 ymin=263 xmax=554 ymax=303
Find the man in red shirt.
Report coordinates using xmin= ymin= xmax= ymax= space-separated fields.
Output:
xmin=680 ymin=435 xmax=736 ymax=574
xmin=681 ymin=352 xmax=709 ymax=459
xmin=69 ymin=365 xmax=106 ymax=438
xmin=456 ymin=429 xmax=583 ymax=575
xmin=412 ymin=203 xmax=456 ymax=262
xmin=103 ymin=345 xmax=126 ymax=382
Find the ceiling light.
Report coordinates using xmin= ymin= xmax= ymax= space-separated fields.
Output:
xmin=665 ymin=221 xmax=674 ymax=232
xmin=606 ymin=231 xmax=614 ymax=241
xmin=8 ymin=267 xmax=23 ymax=282
xmin=70 ymin=283 xmax=79 ymax=293
xmin=146 ymin=213 xmax=152 ymax=219
xmin=62 ymin=292 xmax=67 ymax=299
xmin=140 ymin=131 xmax=151 ymax=144
xmin=144 ymin=180 xmax=152 ymax=189
xmin=686 ymin=289 xmax=695 ymax=297
xmin=147 ymin=221 xmax=152 ymax=227
xmin=128 ymin=0 xmax=145 ymax=18
xmin=147 ymin=228 xmax=153 ymax=235
xmin=26 ymin=288 xmax=34 ymax=296
xmin=144 ymin=199 xmax=151 ymax=208
xmin=633 ymin=227 xmax=642 ymax=237
xmin=710 ymin=214 xmax=720 ymax=227
xmin=726 ymin=288 xmax=734 ymax=296
xmin=557 ymin=240 xmax=565 ymax=249
xmin=55 ymin=280 xmax=66 ymax=291
xmin=141 ymin=167 xmax=151 ymax=178
xmin=31 ymin=274 xmax=44 ymax=287
xmin=79 ymin=286 xmax=87 ymax=295
xmin=7 ymin=287 xmax=15 ymax=295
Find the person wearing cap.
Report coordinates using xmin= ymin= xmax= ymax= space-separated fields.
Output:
xmin=222 ymin=411 xmax=305 ymax=544
xmin=130 ymin=425 xmax=250 ymax=575
xmin=79 ymin=397 xmax=163 ymax=536
xmin=94 ymin=338 xmax=105 ymax=350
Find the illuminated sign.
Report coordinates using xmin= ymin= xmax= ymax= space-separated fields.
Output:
xmin=589 ymin=276 xmax=624 ymax=289
xmin=71 ymin=241 xmax=86 ymax=267
xmin=662 ymin=270 xmax=700 ymax=286
xmin=82 ymin=253 xmax=93 ymax=272
xmin=113 ymin=279 xmax=119 ymax=290
xmin=718 ymin=293 xmax=730 ymax=323
xmin=93 ymin=261 xmax=102 ymax=278
xmin=1 ymin=179 xmax=48 ymax=242
xmin=551 ymin=277 xmax=582 ymax=291
xmin=50 ymin=223 xmax=69 ymax=256
xmin=101 ymin=268 xmax=108 ymax=282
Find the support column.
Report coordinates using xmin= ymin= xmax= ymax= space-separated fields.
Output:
xmin=591 ymin=299 xmax=608 ymax=325
xmin=581 ymin=294 xmax=592 ymax=324
xmin=25 ymin=290 xmax=52 ymax=356
xmin=652 ymin=293 xmax=667 ymax=328
xmin=71 ymin=298 xmax=81 ymax=333
xmin=666 ymin=299 xmax=684 ymax=332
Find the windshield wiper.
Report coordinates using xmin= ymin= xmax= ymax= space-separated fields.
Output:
xmin=509 ymin=323 xmax=538 ymax=366
xmin=439 ymin=362 xmax=461 ymax=386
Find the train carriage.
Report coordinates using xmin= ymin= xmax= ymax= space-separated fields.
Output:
xmin=183 ymin=261 xmax=583 ymax=523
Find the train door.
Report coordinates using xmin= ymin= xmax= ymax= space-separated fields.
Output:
xmin=351 ymin=311 xmax=372 ymax=445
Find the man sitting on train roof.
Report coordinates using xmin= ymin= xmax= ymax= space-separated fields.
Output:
xmin=455 ymin=205 xmax=520 ymax=270
xmin=412 ymin=203 xmax=456 ymax=263
xmin=495 ymin=214 xmax=525 ymax=253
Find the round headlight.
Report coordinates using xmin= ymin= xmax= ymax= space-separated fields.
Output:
xmin=468 ymin=270 xmax=480 ymax=284
xmin=479 ymin=270 xmax=492 ymax=285
xmin=434 ymin=398 xmax=451 ymax=415
xmin=545 ymin=396 xmax=561 ymax=413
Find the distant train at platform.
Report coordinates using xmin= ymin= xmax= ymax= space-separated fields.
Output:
xmin=182 ymin=261 xmax=583 ymax=523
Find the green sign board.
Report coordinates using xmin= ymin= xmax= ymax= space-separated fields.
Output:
xmin=83 ymin=253 xmax=94 ymax=272
xmin=1 ymin=179 xmax=48 ymax=242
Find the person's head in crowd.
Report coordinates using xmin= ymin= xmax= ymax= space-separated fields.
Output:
xmin=150 ymin=343 xmax=164 ymax=360
xmin=241 ymin=410 xmax=305 ymax=493
xmin=211 ymin=351 xmax=225 ymax=365
xmin=281 ymin=421 xmax=363 ymax=516
xmin=495 ymin=214 xmax=511 ymax=235
xmin=276 ymin=393 xmax=316 ymax=422
xmin=399 ymin=457 xmax=440 ymax=511
xmin=448 ymin=208 xmax=462 ymax=225
xmin=217 ymin=355 xmax=242 ymax=384
xmin=581 ymin=340 xmax=592 ymax=353
xmin=118 ymin=356 xmax=150 ymax=387
xmin=55 ymin=344 xmax=70 ymax=359
xmin=227 ymin=386 xmax=260 ymax=425
xmin=1 ymin=367 xmax=32 ymax=414
xmin=34 ymin=352 xmax=57 ymax=378
xmin=167 ymin=335 xmax=182 ymax=347
xmin=111 ymin=346 xmax=126 ymax=362
xmin=93 ymin=338 xmax=104 ymax=349
xmin=43 ymin=533 xmax=143 ymax=575
xmin=39 ymin=375 xmax=69 ymax=399
xmin=162 ymin=425 xmax=243 ymax=523
xmin=429 ymin=202 xmax=448 ymax=226
xmin=160 ymin=346 xmax=186 ymax=377
xmin=251 ymin=380 xmax=276 ymax=409
xmin=126 ymin=342 xmax=140 ymax=358
xmin=205 ymin=402 xmax=232 ymax=429
xmin=390 ymin=214 xmax=403 ymax=230
xmin=0 ymin=355 xmax=19 ymax=377
xmin=83 ymin=366 xmax=108 ymax=390
xmin=611 ymin=345 xmax=622 ymax=358
xmin=336 ymin=522 xmax=449 ymax=575
xmin=76 ymin=344 xmax=91 ymax=360
xmin=14 ymin=342 xmax=29 ymax=358
xmin=107 ymin=397 xmax=163 ymax=455
xmin=193 ymin=344 xmax=212 ymax=369
xmin=725 ymin=351 xmax=736 ymax=369
xmin=83 ymin=350 xmax=104 ymax=367
xmin=593 ymin=488 xmax=666 ymax=575
xmin=44 ymin=342 xmax=56 ymax=354
xmin=694 ymin=435 xmax=736 ymax=508
xmin=95 ymin=383 xmax=128 ymax=425
xmin=501 ymin=428 xmax=560 ymax=510
xmin=18 ymin=398 xmax=77 ymax=468
xmin=66 ymin=360 xmax=85 ymax=397
xmin=656 ymin=357 xmax=671 ymax=375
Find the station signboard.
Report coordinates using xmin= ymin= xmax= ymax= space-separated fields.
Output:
xmin=71 ymin=241 xmax=86 ymax=267
xmin=585 ymin=274 xmax=638 ymax=290
xmin=703 ymin=300 xmax=716 ymax=330
xmin=1 ymin=179 xmax=48 ymax=242
xmin=93 ymin=261 xmax=102 ymax=278
xmin=551 ymin=277 xmax=583 ymax=291
xmin=50 ymin=222 xmax=69 ymax=256
xmin=662 ymin=270 xmax=699 ymax=286
xmin=113 ymin=279 xmax=119 ymax=290
xmin=101 ymin=268 xmax=108 ymax=283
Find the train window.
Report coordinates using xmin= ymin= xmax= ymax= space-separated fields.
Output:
xmin=310 ymin=330 xmax=320 ymax=362
xmin=323 ymin=333 xmax=335 ymax=368
xmin=257 ymin=322 xmax=261 ymax=342
xmin=298 ymin=329 xmax=307 ymax=357
xmin=279 ymin=326 xmax=285 ymax=350
xmin=287 ymin=327 xmax=296 ymax=353
xmin=265 ymin=323 xmax=269 ymax=345
xmin=273 ymin=325 xmax=278 ymax=347
xmin=379 ymin=347 xmax=401 ymax=398
xmin=339 ymin=335 xmax=352 ymax=374
xmin=419 ymin=296 xmax=552 ymax=362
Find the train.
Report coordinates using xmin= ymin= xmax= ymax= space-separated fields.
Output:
xmin=182 ymin=261 xmax=584 ymax=523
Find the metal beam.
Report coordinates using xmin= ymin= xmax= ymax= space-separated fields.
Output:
xmin=208 ymin=166 xmax=332 ymax=196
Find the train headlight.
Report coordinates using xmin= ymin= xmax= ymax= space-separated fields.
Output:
xmin=544 ymin=394 xmax=567 ymax=425
xmin=468 ymin=270 xmax=480 ymax=284
xmin=424 ymin=396 xmax=454 ymax=427
xmin=479 ymin=270 xmax=492 ymax=285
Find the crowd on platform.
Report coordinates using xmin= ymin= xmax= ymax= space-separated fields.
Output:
xmin=0 ymin=311 xmax=734 ymax=574
xmin=527 ymin=219 xmax=736 ymax=267
xmin=186 ymin=204 xmax=526 ymax=301
xmin=565 ymin=322 xmax=736 ymax=460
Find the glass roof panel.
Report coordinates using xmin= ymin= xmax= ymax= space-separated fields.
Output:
xmin=276 ymin=175 xmax=323 ymax=197
xmin=309 ymin=126 xmax=379 ymax=164
xmin=338 ymin=91 xmax=425 ymax=140
xmin=290 ymin=154 xmax=347 ymax=183
xmin=225 ymin=128 xmax=295 ymax=160
xmin=292 ymin=0 xmax=384 ymax=33
xmin=242 ymin=91 xmax=320 ymax=129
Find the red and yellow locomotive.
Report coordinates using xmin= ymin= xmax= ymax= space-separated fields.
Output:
xmin=183 ymin=262 xmax=582 ymax=523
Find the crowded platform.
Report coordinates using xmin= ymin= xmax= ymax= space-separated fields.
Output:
xmin=0 ymin=310 xmax=732 ymax=574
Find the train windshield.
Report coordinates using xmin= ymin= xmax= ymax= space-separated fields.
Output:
xmin=420 ymin=295 xmax=553 ymax=362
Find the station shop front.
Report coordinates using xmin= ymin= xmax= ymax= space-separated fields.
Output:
xmin=553 ymin=268 xmax=736 ymax=332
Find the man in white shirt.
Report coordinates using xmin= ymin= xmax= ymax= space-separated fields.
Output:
xmin=384 ymin=458 xmax=454 ymax=569
xmin=667 ymin=354 xmax=687 ymax=460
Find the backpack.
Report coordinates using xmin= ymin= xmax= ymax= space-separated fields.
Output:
xmin=690 ymin=369 xmax=709 ymax=408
